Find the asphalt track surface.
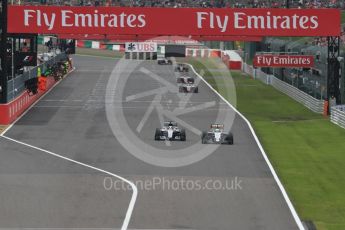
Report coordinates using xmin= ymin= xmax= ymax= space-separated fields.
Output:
xmin=0 ymin=55 xmax=299 ymax=229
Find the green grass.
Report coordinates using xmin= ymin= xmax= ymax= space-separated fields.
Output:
xmin=187 ymin=57 xmax=345 ymax=230
xmin=76 ymin=47 xmax=124 ymax=58
xmin=0 ymin=125 xmax=7 ymax=134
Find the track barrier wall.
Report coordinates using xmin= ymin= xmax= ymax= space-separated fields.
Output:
xmin=186 ymin=48 xmax=221 ymax=58
xmin=0 ymin=53 xmax=72 ymax=125
xmin=186 ymin=48 xmax=242 ymax=70
xmin=331 ymin=105 xmax=345 ymax=129
xmin=38 ymin=36 xmax=125 ymax=52
xmin=243 ymin=63 xmax=325 ymax=114
xmin=76 ymin=40 xmax=125 ymax=51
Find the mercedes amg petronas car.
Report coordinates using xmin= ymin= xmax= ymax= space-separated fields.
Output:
xmin=175 ymin=64 xmax=189 ymax=72
xmin=155 ymin=121 xmax=186 ymax=141
xmin=201 ymin=124 xmax=233 ymax=145
xmin=179 ymin=83 xmax=198 ymax=93
xmin=157 ymin=58 xmax=172 ymax=65
xmin=177 ymin=76 xmax=195 ymax=84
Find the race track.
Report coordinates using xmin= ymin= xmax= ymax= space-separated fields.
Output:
xmin=0 ymin=55 xmax=300 ymax=229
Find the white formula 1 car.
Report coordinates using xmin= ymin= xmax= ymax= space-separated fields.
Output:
xmin=158 ymin=58 xmax=172 ymax=65
xmin=177 ymin=76 xmax=195 ymax=84
xmin=155 ymin=121 xmax=186 ymax=141
xmin=179 ymin=83 xmax=198 ymax=93
xmin=201 ymin=124 xmax=233 ymax=145
xmin=175 ymin=64 xmax=189 ymax=72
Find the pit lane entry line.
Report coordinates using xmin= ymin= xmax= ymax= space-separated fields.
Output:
xmin=186 ymin=63 xmax=305 ymax=230
xmin=0 ymin=67 xmax=138 ymax=230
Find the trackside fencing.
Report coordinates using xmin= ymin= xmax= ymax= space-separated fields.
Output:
xmin=255 ymin=68 xmax=272 ymax=85
xmin=242 ymin=63 xmax=324 ymax=114
xmin=243 ymin=62 xmax=255 ymax=77
xmin=270 ymin=77 xmax=324 ymax=114
xmin=331 ymin=105 xmax=345 ymax=129
xmin=0 ymin=53 xmax=72 ymax=125
xmin=7 ymin=53 xmax=69 ymax=100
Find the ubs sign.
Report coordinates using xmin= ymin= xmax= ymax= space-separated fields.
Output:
xmin=125 ymin=42 xmax=157 ymax=52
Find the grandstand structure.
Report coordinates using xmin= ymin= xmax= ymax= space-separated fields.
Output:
xmin=1 ymin=0 xmax=345 ymax=104
xmin=9 ymin=0 xmax=345 ymax=8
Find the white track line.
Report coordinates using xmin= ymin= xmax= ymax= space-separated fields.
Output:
xmin=0 ymin=66 xmax=138 ymax=230
xmin=186 ymin=63 xmax=305 ymax=230
xmin=0 ymin=135 xmax=137 ymax=230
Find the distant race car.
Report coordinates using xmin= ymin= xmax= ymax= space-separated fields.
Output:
xmin=158 ymin=58 xmax=172 ymax=65
xmin=175 ymin=64 xmax=189 ymax=72
xmin=155 ymin=121 xmax=186 ymax=141
xmin=201 ymin=124 xmax=233 ymax=145
xmin=177 ymin=76 xmax=195 ymax=84
xmin=179 ymin=83 xmax=198 ymax=93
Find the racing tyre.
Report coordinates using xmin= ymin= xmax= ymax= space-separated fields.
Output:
xmin=194 ymin=87 xmax=199 ymax=93
xmin=154 ymin=128 xmax=161 ymax=141
xmin=180 ymin=129 xmax=186 ymax=141
xmin=226 ymin=132 xmax=234 ymax=145
xmin=201 ymin=131 xmax=207 ymax=144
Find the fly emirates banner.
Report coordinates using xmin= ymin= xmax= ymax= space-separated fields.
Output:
xmin=8 ymin=6 xmax=340 ymax=36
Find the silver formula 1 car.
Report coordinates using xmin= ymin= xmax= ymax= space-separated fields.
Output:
xmin=179 ymin=83 xmax=198 ymax=93
xmin=158 ymin=58 xmax=172 ymax=65
xmin=177 ymin=76 xmax=195 ymax=84
xmin=175 ymin=64 xmax=189 ymax=72
xmin=155 ymin=121 xmax=186 ymax=141
xmin=201 ymin=124 xmax=233 ymax=145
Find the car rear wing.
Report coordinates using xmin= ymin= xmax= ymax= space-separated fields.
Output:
xmin=211 ymin=124 xmax=224 ymax=129
xmin=164 ymin=121 xmax=177 ymax=127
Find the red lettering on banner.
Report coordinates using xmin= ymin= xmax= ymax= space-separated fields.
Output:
xmin=253 ymin=55 xmax=315 ymax=68
xmin=7 ymin=6 xmax=340 ymax=36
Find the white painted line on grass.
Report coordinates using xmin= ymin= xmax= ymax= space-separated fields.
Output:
xmin=186 ymin=63 xmax=305 ymax=230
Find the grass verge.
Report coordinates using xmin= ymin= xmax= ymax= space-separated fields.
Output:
xmin=0 ymin=126 xmax=7 ymax=135
xmin=76 ymin=47 xmax=124 ymax=58
xmin=188 ymin=57 xmax=345 ymax=230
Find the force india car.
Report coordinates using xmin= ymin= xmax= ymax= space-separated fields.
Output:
xmin=177 ymin=76 xmax=195 ymax=84
xmin=157 ymin=58 xmax=172 ymax=65
xmin=179 ymin=83 xmax=198 ymax=93
xmin=155 ymin=121 xmax=186 ymax=141
xmin=201 ymin=124 xmax=233 ymax=145
xmin=175 ymin=64 xmax=189 ymax=72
